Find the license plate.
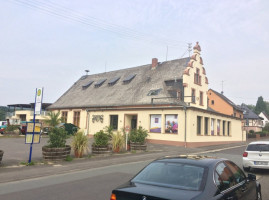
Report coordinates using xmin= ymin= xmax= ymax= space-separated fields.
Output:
xmin=254 ymin=161 xmax=268 ymax=165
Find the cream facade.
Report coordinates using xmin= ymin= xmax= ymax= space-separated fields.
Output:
xmin=49 ymin=42 xmax=245 ymax=147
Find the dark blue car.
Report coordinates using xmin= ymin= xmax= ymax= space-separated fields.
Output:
xmin=110 ymin=155 xmax=261 ymax=200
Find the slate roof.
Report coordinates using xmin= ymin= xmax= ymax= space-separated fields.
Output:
xmin=209 ymin=89 xmax=243 ymax=112
xmin=241 ymin=104 xmax=262 ymax=120
xmin=49 ymin=58 xmax=190 ymax=109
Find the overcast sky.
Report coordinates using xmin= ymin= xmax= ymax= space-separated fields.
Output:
xmin=1 ymin=0 xmax=268 ymax=107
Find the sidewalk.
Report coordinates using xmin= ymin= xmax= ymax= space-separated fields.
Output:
xmin=0 ymin=136 xmax=266 ymax=183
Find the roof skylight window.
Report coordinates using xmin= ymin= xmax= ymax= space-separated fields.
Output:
xmin=123 ymin=74 xmax=136 ymax=84
xmin=148 ymin=89 xmax=162 ymax=96
xmin=108 ymin=76 xmax=120 ymax=86
xmin=94 ymin=79 xmax=106 ymax=88
xmin=82 ymin=81 xmax=94 ymax=89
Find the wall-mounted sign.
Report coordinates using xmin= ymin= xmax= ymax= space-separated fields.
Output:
xmin=92 ymin=115 xmax=104 ymax=123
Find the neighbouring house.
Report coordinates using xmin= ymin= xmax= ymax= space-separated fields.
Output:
xmin=241 ymin=104 xmax=263 ymax=132
xmin=48 ymin=42 xmax=245 ymax=147
xmin=207 ymin=89 xmax=243 ymax=119
xmin=6 ymin=103 xmax=52 ymax=125
xmin=259 ymin=111 xmax=269 ymax=127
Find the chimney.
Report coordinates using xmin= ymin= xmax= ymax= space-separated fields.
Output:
xmin=152 ymin=58 xmax=158 ymax=70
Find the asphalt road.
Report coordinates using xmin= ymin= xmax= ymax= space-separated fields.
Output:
xmin=0 ymin=145 xmax=269 ymax=200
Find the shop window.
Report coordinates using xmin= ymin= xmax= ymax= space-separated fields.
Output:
xmin=150 ymin=114 xmax=161 ymax=133
xmin=204 ymin=117 xmax=209 ymax=135
xmin=165 ymin=115 xmax=178 ymax=134
xmin=228 ymin=121 xmax=231 ymax=136
xmin=217 ymin=120 xmax=221 ymax=135
xmin=197 ymin=116 xmax=202 ymax=135
xmin=110 ymin=115 xmax=118 ymax=130
xmin=62 ymin=111 xmax=68 ymax=123
xmin=211 ymin=119 xmax=215 ymax=135
xmin=223 ymin=121 xmax=226 ymax=135
xmin=73 ymin=111 xmax=80 ymax=127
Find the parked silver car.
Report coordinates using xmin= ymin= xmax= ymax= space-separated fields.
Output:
xmin=243 ymin=141 xmax=269 ymax=171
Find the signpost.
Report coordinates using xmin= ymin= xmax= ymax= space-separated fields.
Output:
xmin=125 ymin=125 xmax=130 ymax=151
xmin=27 ymin=88 xmax=43 ymax=163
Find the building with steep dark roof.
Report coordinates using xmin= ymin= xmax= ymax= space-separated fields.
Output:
xmin=241 ymin=104 xmax=263 ymax=132
xmin=208 ymin=89 xmax=243 ymax=118
xmin=48 ymin=42 xmax=245 ymax=147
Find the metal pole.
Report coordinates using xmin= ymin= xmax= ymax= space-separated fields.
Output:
xmin=184 ymin=106 xmax=187 ymax=148
xmin=28 ymin=88 xmax=37 ymax=163
xmin=28 ymin=113 xmax=36 ymax=163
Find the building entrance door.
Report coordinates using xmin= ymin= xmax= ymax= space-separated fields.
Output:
xmin=125 ymin=114 xmax=137 ymax=130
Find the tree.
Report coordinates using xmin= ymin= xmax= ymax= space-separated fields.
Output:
xmin=0 ymin=106 xmax=8 ymax=121
xmin=255 ymin=96 xmax=267 ymax=114
xmin=245 ymin=104 xmax=255 ymax=112
xmin=44 ymin=112 xmax=62 ymax=127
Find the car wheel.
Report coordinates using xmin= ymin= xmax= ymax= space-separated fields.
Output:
xmin=243 ymin=166 xmax=250 ymax=172
xmin=257 ymin=189 xmax=262 ymax=200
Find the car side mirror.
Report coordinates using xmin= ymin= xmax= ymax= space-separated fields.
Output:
xmin=247 ymin=173 xmax=256 ymax=181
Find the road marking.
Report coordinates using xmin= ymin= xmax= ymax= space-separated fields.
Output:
xmin=198 ymin=145 xmax=247 ymax=154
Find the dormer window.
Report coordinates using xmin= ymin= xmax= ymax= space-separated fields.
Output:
xmin=194 ymin=68 xmax=201 ymax=85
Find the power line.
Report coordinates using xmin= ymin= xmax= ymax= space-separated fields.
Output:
xmin=11 ymin=0 xmax=188 ymax=47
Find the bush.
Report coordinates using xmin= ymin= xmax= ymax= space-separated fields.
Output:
xmin=47 ymin=127 xmax=67 ymax=148
xmin=247 ymin=132 xmax=256 ymax=138
xmin=249 ymin=130 xmax=255 ymax=134
xmin=6 ymin=125 xmax=20 ymax=131
xmin=93 ymin=130 xmax=109 ymax=147
xmin=256 ymin=131 xmax=267 ymax=137
xmin=129 ymin=126 xmax=148 ymax=144
xmin=72 ymin=131 xmax=89 ymax=153
xmin=112 ymin=131 xmax=125 ymax=152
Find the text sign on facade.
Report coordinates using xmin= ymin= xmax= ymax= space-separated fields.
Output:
xmin=35 ymin=88 xmax=43 ymax=115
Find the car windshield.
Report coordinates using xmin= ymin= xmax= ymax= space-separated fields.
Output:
xmin=132 ymin=161 xmax=205 ymax=191
xmin=247 ymin=144 xmax=269 ymax=151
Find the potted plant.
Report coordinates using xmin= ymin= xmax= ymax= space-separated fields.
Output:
xmin=129 ymin=126 xmax=148 ymax=151
xmin=42 ymin=112 xmax=71 ymax=160
xmin=92 ymin=130 xmax=111 ymax=154
xmin=112 ymin=131 xmax=125 ymax=153
xmin=71 ymin=131 xmax=89 ymax=158
xmin=0 ymin=150 xmax=3 ymax=164
xmin=42 ymin=127 xmax=71 ymax=160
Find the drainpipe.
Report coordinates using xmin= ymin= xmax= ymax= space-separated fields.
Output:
xmin=184 ymin=106 xmax=187 ymax=148
xmin=86 ymin=109 xmax=90 ymax=135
